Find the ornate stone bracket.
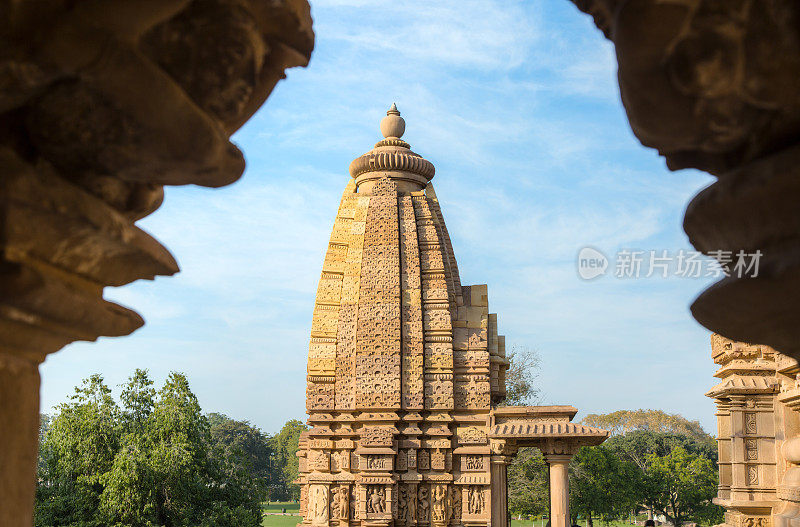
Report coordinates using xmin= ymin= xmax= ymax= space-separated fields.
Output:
xmin=0 ymin=1 xmax=314 ymax=523
xmin=568 ymin=0 xmax=800 ymax=358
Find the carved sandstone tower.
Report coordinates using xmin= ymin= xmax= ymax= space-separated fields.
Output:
xmin=297 ymin=105 xmax=608 ymax=527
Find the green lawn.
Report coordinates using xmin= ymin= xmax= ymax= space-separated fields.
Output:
xmin=263 ymin=514 xmax=301 ymax=527
xmin=262 ymin=507 xmax=638 ymax=527
xmin=511 ymin=521 xmax=638 ymax=527
xmin=263 ymin=502 xmax=301 ymax=527
xmin=264 ymin=501 xmax=300 ymax=513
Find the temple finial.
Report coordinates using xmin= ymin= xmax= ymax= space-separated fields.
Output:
xmin=380 ymin=103 xmax=405 ymax=138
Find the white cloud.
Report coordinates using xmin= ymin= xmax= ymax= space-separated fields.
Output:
xmin=317 ymin=0 xmax=541 ymax=70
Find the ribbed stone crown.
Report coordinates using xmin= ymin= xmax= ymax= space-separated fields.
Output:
xmin=348 ymin=104 xmax=435 ymax=194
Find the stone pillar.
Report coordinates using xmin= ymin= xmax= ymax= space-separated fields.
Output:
xmin=0 ymin=355 xmax=40 ymax=527
xmin=490 ymin=454 xmax=511 ymax=527
xmin=0 ymin=2 xmax=314 ymax=523
xmin=545 ymin=455 xmax=572 ymax=527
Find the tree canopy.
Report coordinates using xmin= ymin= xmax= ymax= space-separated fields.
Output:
xmin=268 ymin=419 xmax=308 ymax=501
xmin=504 ymin=346 xmax=542 ymax=406
xmin=36 ymin=370 xmax=270 ymax=527
xmin=581 ymin=409 xmax=711 ymax=442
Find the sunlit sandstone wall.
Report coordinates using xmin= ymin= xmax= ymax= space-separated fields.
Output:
xmin=708 ymin=335 xmax=800 ymax=527
xmin=297 ymin=107 xmax=509 ymax=527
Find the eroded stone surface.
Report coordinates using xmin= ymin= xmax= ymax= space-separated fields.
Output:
xmin=569 ymin=0 xmax=800 ymax=358
xmin=0 ymin=1 xmax=313 ymax=522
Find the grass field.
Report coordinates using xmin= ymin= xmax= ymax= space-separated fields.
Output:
xmin=263 ymin=514 xmax=302 ymax=527
xmin=260 ymin=504 xmax=639 ymax=527
xmin=264 ymin=502 xmax=300 ymax=514
xmin=263 ymin=502 xmax=301 ymax=527
xmin=511 ymin=521 xmax=638 ymax=527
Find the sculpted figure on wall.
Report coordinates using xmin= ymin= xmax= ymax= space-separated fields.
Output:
xmin=432 ymin=484 xmax=449 ymax=523
xmin=418 ymin=485 xmax=430 ymax=522
xmin=398 ymin=485 xmax=409 ymax=524
xmin=366 ymin=486 xmax=385 ymax=514
xmin=468 ymin=486 xmax=484 ymax=515
xmin=451 ymin=485 xmax=462 ymax=521
xmin=311 ymin=485 xmax=328 ymax=523
xmin=419 ymin=449 xmax=431 ymax=470
xmin=330 ymin=488 xmax=340 ymax=520
xmin=336 ymin=485 xmax=349 ymax=520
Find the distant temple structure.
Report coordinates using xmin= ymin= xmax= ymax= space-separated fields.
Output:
xmin=296 ymin=105 xmax=608 ymax=527
xmin=707 ymin=335 xmax=800 ymax=527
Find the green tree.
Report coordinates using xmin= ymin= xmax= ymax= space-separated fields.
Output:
xmin=506 ymin=412 xmax=723 ymax=527
xmin=503 ymin=346 xmax=542 ymax=406
xmin=605 ymin=430 xmax=717 ymax=471
xmin=147 ymin=372 xmax=214 ymax=525
xmin=644 ymin=446 xmax=722 ymax=527
xmin=206 ymin=413 xmax=272 ymax=523
xmin=582 ymin=410 xmax=711 ymax=442
xmin=604 ymin=430 xmax=722 ymax=526
xmin=269 ymin=419 xmax=308 ymax=500
xmin=36 ymin=374 xmax=120 ymax=526
xmin=508 ymin=448 xmax=548 ymax=518
xmin=37 ymin=370 xmax=266 ymax=527
xmin=119 ymin=368 xmax=156 ymax=435
xmin=207 ymin=413 xmax=270 ymax=485
xmin=98 ymin=370 xmax=159 ymax=526
xmin=569 ymin=446 xmax=639 ymax=526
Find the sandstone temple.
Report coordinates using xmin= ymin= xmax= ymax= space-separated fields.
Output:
xmin=295 ymin=106 xmax=609 ymax=527
xmin=707 ymin=334 xmax=800 ymax=527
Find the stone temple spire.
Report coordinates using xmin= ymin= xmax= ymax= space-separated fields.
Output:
xmin=297 ymin=105 xmax=606 ymax=527
xmin=348 ymin=104 xmax=435 ymax=194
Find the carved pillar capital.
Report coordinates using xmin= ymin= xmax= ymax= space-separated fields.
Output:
xmin=543 ymin=453 xmax=574 ymax=464
xmin=489 ymin=438 xmax=517 ymax=457
xmin=540 ymin=438 xmax=580 ymax=457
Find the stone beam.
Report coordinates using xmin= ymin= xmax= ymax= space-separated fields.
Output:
xmin=568 ymin=0 xmax=800 ymax=358
xmin=488 ymin=406 xmax=609 ymax=527
xmin=0 ymin=1 xmax=314 ymax=523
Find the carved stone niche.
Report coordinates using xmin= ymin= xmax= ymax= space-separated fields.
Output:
xmin=569 ymin=0 xmax=800 ymax=358
xmin=0 ymin=1 xmax=313 ymax=524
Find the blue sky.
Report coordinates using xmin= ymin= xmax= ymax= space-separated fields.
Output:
xmin=41 ymin=0 xmax=720 ymax=434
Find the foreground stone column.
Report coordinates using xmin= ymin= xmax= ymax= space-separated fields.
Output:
xmin=490 ymin=454 xmax=512 ymax=527
xmin=546 ymin=454 xmax=572 ymax=527
xmin=0 ymin=354 xmax=40 ymax=526
xmin=568 ymin=0 xmax=800 ymax=359
xmin=0 ymin=1 xmax=314 ymax=523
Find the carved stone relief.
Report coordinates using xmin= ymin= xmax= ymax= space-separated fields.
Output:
xmin=366 ymin=486 xmax=386 ymax=514
xmin=467 ymin=486 xmax=485 ymax=515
